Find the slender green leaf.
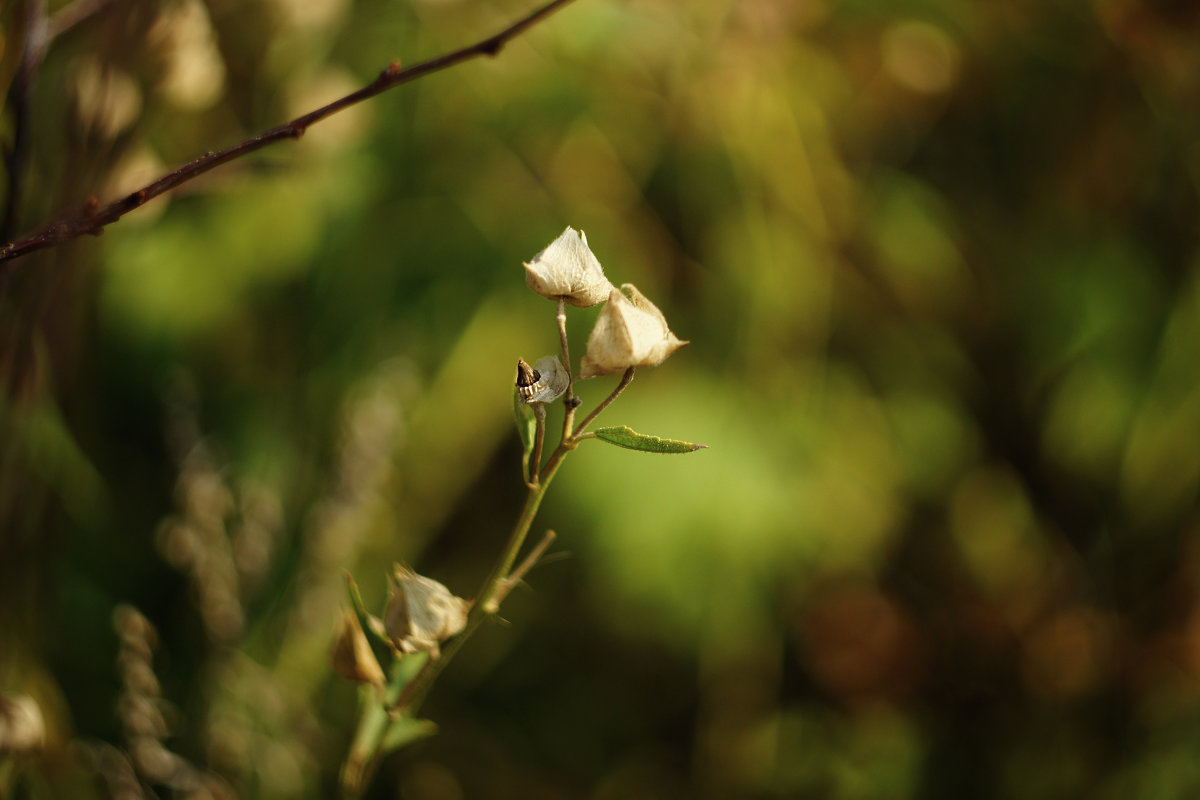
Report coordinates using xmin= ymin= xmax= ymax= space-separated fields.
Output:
xmin=593 ymin=426 xmax=708 ymax=454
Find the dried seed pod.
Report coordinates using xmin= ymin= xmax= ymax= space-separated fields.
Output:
xmin=384 ymin=565 xmax=469 ymax=656
xmin=515 ymin=356 xmax=569 ymax=404
xmin=332 ymin=610 xmax=386 ymax=688
xmin=515 ymin=359 xmax=542 ymax=405
xmin=524 ymin=227 xmax=614 ymax=308
xmin=580 ymin=284 xmax=688 ymax=378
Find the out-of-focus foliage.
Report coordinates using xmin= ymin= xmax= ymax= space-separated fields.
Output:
xmin=4 ymin=0 xmax=1200 ymax=797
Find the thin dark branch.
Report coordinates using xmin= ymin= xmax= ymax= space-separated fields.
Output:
xmin=0 ymin=0 xmax=578 ymax=270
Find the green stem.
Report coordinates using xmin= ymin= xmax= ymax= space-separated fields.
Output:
xmin=339 ymin=367 xmax=635 ymax=797
xmin=572 ymin=367 xmax=634 ymax=438
xmin=556 ymin=297 xmax=582 ymax=442
xmin=529 ymin=403 xmax=546 ymax=487
xmin=340 ymin=655 xmax=427 ymax=799
xmin=388 ymin=463 xmax=561 ymax=716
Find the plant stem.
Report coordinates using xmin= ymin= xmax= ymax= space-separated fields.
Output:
xmin=529 ymin=403 xmax=546 ymax=487
xmin=493 ymin=529 xmax=557 ymax=606
xmin=557 ymin=298 xmax=579 ymax=439
xmin=572 ymin=367 xmax=634 ymax=438
xmin=340 ymin=366 xmax=632 ymax=795
xmin=340 ymin=655 xmax=428 ymax=799
xmin=385 ymin=471 xmax=556 ymax=716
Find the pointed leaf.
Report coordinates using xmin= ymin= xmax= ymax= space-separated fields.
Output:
xmin=592 ymin=426 xmax=708 ymax=454
xmin=333 ymin=611 xmax=386 ymax=687
xmin=381 ymin=716 xmax=439 ymax=754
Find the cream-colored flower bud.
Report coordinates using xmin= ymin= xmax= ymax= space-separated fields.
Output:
xmin=580 ymin=284 xmax=688 ymax=378
xmin=384 ymin=564 xmax=469 ymax=656
xmin=524 ymin=227 xmax=614 ymax=307
xmin=332 ymin=610 xmax=386 ymax=688
xmin=516 ymin=356 xmax=569 ymax=404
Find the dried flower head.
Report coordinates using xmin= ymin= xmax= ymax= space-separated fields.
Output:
xmin=384 ymin=565 xmax=469 ymax=656
xmin=580 ymin=284 xmax=688 ymax=378
xmin=524 ymin=227 xmax=614 ymax=308
xmin=515 ymin=356 xmax=569 ymax=404
xmin=332 ymin=610 xmax=386 ymax=688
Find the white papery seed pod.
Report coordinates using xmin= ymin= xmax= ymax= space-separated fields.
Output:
xmin=580 ymin=284 xmax=688 ymax=378
xmin=523 ymin=227 xmax=614 ymax=308
xmin=384 ymin=564 xmax=469 ymax=656
xmin=516 ymin=356 xmax=569 ymax=404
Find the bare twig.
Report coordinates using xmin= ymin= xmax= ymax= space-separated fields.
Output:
xmin=492 ymin=529 xmax=557 ymax=606
xmin=0 ymin=0 xmax=579 ymax=270
xmin=572 ymin=367 xmax=635 ymax=438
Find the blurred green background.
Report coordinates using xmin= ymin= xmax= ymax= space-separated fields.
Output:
xmin=4 ymin=0 xmax=1200 ymax=797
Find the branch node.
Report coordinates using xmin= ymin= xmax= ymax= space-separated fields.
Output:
xmin=490 ymin=529 xmax=557 ymax=610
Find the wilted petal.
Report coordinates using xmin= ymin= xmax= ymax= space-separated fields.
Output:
xmin=524 ymin=227 xmax=614 ymax=308
xmin=580 ymin=284 xmax=687 ymax=378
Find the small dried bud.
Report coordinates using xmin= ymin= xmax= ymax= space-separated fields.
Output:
xmin=332 ymin=610 xmax=386 ymax=688
xmin=384 ymin=565 xmax=469 ymax=656
xmin=580 ymin=284 xmax=688 ymax=378
xmin=515 ymin=356 xmax=569 ymax=404
xmin=0 ymin=693 xmax=45 ymax=755
xmin=516 ymin=359 xmax=538 ymax=391
xmin=524 ymin=227 xmax=615 ymax=307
